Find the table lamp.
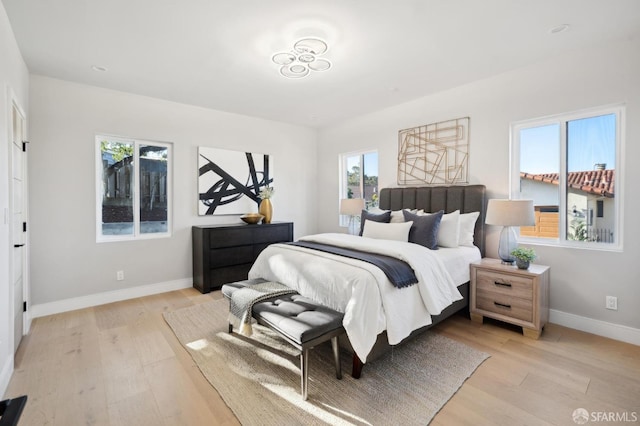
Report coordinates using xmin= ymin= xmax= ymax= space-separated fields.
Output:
xmin=340 ymin=198 xmax=365 ymax=235
xmin=485 ymin=199 xmax=535 ymax=264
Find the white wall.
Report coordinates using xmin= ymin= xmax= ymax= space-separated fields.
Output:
xmin=28 ymin=75 xmax=318 ymax=308
xmin=317 ymin=36 xmax=640 ymax=339
xmin=0 ymin=2 xmax=29 ymax=397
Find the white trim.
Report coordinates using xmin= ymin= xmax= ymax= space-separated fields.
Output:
xmin=510 ymin=103 xmax=624 ymax=251
xmin=550 ymin=309 xmax=640 ymax=346
xmin=95 ymin=135 xmax=173 ymax=243
xmin=30 ymin=278 xmax=193 ymax=318
xmin=0 ymin=354 xmax=13 ymax=399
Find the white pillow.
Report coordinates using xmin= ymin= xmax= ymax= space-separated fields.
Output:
xmin=390 ymin=210 xmax=405 ymax=223
xmin=391 ymin=209 xmax=418 ymax=222
xmin=367 ymin=207 xmax=386 ymax=215
xmin=362 ymin=219 xmax=413 ymax=242
xmin=437 ymin=210 xmax=460 ymax=248
xmin=458 ymin=211 xmax=480 ymax=247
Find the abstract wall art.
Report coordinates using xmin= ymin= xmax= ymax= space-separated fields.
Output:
xmin=198 ymin=147 xmax=273 ymax=215
xmin=397 ymin=117 xmax=470 ymax=185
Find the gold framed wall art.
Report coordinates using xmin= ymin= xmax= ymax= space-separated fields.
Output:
xmin=398 ymin=117 xmax=469 ymax=185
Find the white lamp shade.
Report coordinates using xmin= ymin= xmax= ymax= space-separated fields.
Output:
xmin=340 ymin=198 xmax=365 ymax=216
xmin=485 ymin=199 xmax=535 ymax=226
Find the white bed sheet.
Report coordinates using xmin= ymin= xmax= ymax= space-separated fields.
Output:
xmin=248 ymin=233 xmax=478 ymax=362
xmin=432 ymin=245 xmax=481 ymax=286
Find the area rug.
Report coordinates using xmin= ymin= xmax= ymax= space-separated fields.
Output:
xmin=164 ymin=299 xmax=489 ymax=425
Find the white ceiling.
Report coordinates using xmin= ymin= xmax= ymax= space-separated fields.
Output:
xmin=3 ymin=0 xmax=640 ymax=128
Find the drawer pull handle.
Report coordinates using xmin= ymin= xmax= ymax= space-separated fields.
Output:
xmin=494 ymin=301 xmax=512 ymax=309
xmin=494 ymin=281 xmax=512 ymax=288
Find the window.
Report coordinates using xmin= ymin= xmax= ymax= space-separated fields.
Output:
xmin=511 ymin=105 xmax=623 ymax=250
xmin=339 ymin=150 xmax=378 ymax=225
xmin=96 ymin=135 xmax=172 ymax=242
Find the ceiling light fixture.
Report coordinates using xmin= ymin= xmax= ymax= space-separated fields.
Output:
xmin=272 ymin=38 xmax=331 ymax=79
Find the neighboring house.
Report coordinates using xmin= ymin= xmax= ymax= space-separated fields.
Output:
xmin=519 ymin=169 xmax=615 ymax=242
xmin=101 ymin=149 xmax=169 ymax=234
xmin=346 ymin=184 xmax=378 ymax=206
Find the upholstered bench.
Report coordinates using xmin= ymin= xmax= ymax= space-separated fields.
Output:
xmin=221 ymin=279 xmax=345 ymax=400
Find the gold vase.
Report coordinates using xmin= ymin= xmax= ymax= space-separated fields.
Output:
xmin=259 ymin=199 xmax=273 ymax=223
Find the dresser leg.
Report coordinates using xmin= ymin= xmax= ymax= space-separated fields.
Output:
xmin=522 ymin=328 xmax=541 ymax=339
xmin=470 ymin=313 xmax=483 ymax=324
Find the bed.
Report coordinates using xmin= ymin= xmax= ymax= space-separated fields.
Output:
xmin=248 ymin=185 xmax=486 ymax=375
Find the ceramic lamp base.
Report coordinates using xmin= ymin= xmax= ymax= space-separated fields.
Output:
xmin=498 ymin=226 xmax=518 ymax=264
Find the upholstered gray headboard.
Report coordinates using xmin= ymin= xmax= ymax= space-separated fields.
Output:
xmin=379 ymin=185 xmax=486 ymax=257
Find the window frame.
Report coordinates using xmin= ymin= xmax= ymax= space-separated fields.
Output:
xmin=510 ymin=104 xmax=625 ymax=251
xmin=339 ymin=149 xmax=378 ymax=226
xmin=95 ymin=134 xmax=173 ymax=243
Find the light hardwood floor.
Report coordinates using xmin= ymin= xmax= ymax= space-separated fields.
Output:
xmin=5 ymin=288 xmax=640 ymax=425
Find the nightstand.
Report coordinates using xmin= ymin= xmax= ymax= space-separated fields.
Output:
xmin=470 ymin=258 xmax=550 ymax=339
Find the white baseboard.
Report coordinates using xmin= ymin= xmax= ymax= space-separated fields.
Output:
xmin=550 ymin=309 xmax=640 ymax=346
xmin=30 ymin=278 xmax=193 ymax=318
xmin=0 ymin=354 xmax=13 ymax=398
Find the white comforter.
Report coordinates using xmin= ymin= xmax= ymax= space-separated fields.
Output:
xmin=247 ymin=233 xmax=462 ymax=362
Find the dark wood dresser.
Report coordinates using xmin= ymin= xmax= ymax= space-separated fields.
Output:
xmin=192 ymin=222 xmax=294 ymax=293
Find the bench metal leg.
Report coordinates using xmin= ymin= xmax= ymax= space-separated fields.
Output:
xmin=300 ymin=349 xmax=309 ymax=400
xmin=331 ymin=336 xmax=342 ymax=380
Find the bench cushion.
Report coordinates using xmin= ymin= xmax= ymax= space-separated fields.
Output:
xmin=222 ymin=280 xmax=344 ymax=345
xmin=252 ymin=294 xmax=344 ymax=344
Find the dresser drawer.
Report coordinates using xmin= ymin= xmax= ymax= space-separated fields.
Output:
xmin=476 ymin=269 xmax=533 ymax=300
xmin=476 ymin=289 xmax=533 ymax=322
xmin=210 ymin=246 xmax=254 ymax=268
xmin=209 ymin=228 xmax=253 ymax=248
xmin=209 ymin=264 xmax=252 ymax=289
xmin=253 ymin=224 xmax=292 ymax=244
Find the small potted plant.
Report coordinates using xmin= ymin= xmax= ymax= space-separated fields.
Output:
xmin=510 ymin=247 xmax=536 ymax=270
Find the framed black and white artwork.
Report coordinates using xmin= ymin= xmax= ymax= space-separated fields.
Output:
xmin=198 ymin=147 xmax=273 ymax=215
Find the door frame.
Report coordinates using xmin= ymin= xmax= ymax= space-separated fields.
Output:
xmin=8 ymin=88 xmax=30 ymax=344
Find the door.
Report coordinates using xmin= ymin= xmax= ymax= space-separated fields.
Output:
xmin=11 ymin=104 xmax=26 ymax=353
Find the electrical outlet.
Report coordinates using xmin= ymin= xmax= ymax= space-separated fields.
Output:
xmin=606 ymin=295 xmax=617 ymax=311
xmin=116 ymin=270 xmax=125 ymax=281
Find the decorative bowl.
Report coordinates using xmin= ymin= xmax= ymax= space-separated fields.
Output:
xmin=240 ymin=213 xmax=264 ymax=224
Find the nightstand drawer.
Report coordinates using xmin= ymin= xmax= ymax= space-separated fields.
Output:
xmin=476 ymin=270 xmax=533 ymax=300
xmin=476 ymin=289 xmax=533 ymax=322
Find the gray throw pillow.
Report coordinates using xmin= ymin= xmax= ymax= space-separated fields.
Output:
xmin=359 ymin=210 xmax=391 ymax=236
xmin=402 ymin=210 xmax=444 ymax=250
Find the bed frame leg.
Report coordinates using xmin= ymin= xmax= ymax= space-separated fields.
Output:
xmin=352 ymin=354 xmax=363 ymax=379
xmin=331 ymin=336 xmax=342 ymax=380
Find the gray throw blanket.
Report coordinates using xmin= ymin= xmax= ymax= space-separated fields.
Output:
xmin=287 ymin=241 xmax=418 ymax=288
xmin=229 ymin=281 xmax=298 ymax=336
